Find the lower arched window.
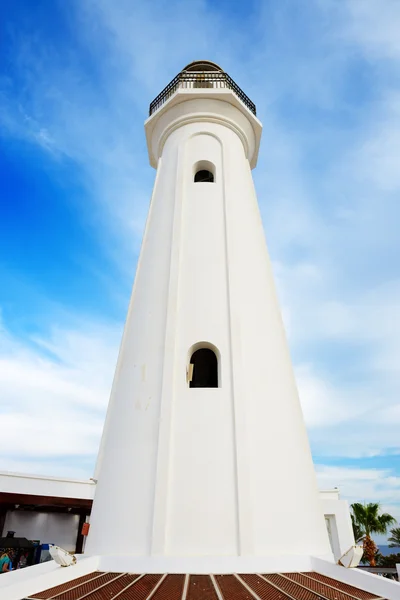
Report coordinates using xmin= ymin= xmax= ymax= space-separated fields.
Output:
xmin=189 ymin=348 xmax=218 ymax=388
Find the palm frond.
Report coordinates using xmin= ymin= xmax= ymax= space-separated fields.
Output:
xmin=351 ymin=513 xmax=365 ymax=543
xmin=388 ymin=526 xmax=400 ymax=548
xmin=350 ymin=502 xmax=395 ymax=539
xmin=376 ymin=513 xmax=396 ymax=534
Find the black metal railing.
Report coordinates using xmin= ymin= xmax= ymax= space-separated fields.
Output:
xmin=149 ymin=71 xmax=256 ymax=116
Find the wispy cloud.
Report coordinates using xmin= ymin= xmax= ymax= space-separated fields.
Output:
xmin=317 ymin=464 xmax=400 ymax=509
xmin=0 ymin=311 xmax=120 ymax=474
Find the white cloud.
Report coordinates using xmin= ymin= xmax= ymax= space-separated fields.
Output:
xmin=317 ymin=465 xmax=400 ymax=504
xmin=0 ymin=311 xmax=121 ymax=474
xmin=276 ymin=267 xmax=400 ymax=457
xmin=295 ymin=363 xmax=354 ymax=428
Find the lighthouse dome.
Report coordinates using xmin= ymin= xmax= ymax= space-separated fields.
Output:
xmin=182 ymin=60 xmax=223 ymax=72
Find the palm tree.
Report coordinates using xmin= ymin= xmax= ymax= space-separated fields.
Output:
xmin=351 ymin=502 xmax=396 ymax=567
xmin=388 ymin=527 xmax=400 ymax=548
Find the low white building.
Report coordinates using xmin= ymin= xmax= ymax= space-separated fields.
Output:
xmin=0 ymin=470 xmax=353 ymax=562
xmin=319 ymin=489 xmax=355 ymax=560
xmin=0 ymin=471 xmax=94 ymax=555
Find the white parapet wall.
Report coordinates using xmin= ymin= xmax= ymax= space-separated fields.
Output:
xmin=0 ymin=555 xmax=100 ymax=600
xmin=311 ymin=556 xmax=400 ymax=600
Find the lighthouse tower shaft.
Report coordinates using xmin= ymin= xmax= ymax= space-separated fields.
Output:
xmin=86 ymin=63 xmax=331 ymax=563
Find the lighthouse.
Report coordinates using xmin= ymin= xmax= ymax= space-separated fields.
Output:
xmin=85 ymin=61 xmax=332 ymax=568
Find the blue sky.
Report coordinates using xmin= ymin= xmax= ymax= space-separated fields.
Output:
xmin=1 ymin=0 xmax=400 ymax=543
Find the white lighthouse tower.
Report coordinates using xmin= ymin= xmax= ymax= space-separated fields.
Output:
xmin=85 ymin=61 xmax=331 ymax=569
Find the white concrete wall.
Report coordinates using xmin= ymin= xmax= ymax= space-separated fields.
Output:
xmin=87 ymin=131 xmax=178 ymax=557
xmin=2 ymin=511 xmax=79 ymax=552
xmin=321 ymin=498 xmax=355 ymax=561
xmin=165 ymin=131 xmax=237 ymax=556
xmin=86 ymin=90 xmax=332 ymax=564
xmin=319 ymin=489 xmax=340 ymax=501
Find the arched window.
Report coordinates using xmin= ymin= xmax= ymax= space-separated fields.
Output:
xmin=194 ymin=169 xmax=214 ymax=183
xmin=193 ymin=160 xmax=215 ymax=183
xmin=189 ymin=348 xmax=218 ymax=388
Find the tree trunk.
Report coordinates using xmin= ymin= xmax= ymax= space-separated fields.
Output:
xmin=363 ymin=535 xmax=377 ymax=566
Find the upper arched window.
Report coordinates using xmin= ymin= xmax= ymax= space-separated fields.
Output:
xmin=193 ymin=160 xmax=215 ymax=183
xmin=189 ymin=348 xmax=218 ymax=388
